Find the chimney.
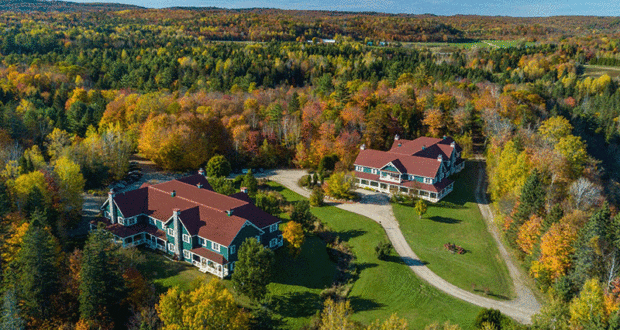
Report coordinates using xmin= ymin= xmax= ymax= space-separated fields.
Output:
xmin=422 ymin=145 xmax=426 ymax=150
xmin=240 ymin=187 xmax=249 ymax=194
xmin=437 ymin=154 xmax=443 ymax=162
xmin=394 ymin=134 xmax=400 ymax=141
xmin=226 ymin=210 xmax=233 ymax=216
xmin=108 ymin=188 xmax=117 ymax=224
xmin=398 ymin=143 xmax=402 ymax=147
xmin=197 ymin=183 xmax=203 ymax=189
xmin=443 ymin=135 xmax=447 ymax=140
xmin=171 ymin=190 xmax=176 ymax=197
xmin=450 ymin=141 xmax=455 ymax=148
xmin=360 ymin=144 xmax=366 ymax=150
xmin=172 ymin=208 xmax=182 ymax=261
xmin=198 ymin=168 xmax=205 ymax=176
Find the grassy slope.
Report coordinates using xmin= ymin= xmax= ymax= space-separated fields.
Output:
xmin=393 ymin=160 xmax=514 ymax=300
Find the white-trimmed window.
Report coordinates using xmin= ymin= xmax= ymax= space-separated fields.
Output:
xmin=168 ymin=243 xmax=175 ymax=252
xmin=182 ymin=234 xmax=190 ymax=243
xmin=212 ymin=242 xmax=220 ymax=252
xmin=118 ymin=217 xmax=124 ymax=225
xmin=255 ymin=236 xmax=261 ymax=243
xmin=230 ymin=262 xmax=235 ymax=271
xmin=127 ymin=218 xmax=136 ymax=226
xmin=270 ymin=238 xmax=278 ymax=248
xmin=230 ymin=245 xmax=236 ymax=254
xmin=270 ymin=224 xmax=278 ymax=232
xmin=167 ymin=228 xmax=174 ymax=236
xmin=183 ymin=250 xmax=190 ymax=259
xmin=424 ymin=177 xmax=432 ymax=184
xmin=198 ymin=237 xmax=206 ymax=246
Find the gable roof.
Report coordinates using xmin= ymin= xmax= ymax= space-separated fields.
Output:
xmin=354 ymin=149 xmax=442 ymax=178
xmin=355 ymin=136 xmax=462 ymax=178
xmin=111 ymin=175 xmax=280 ymax=246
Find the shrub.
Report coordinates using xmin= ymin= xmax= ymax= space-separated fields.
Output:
xmin=375 ymin=241 xmax=393 ymax=260
xmin=324 ymin=171 xmax=355 ymax=200
xmin=310 ymin=187 xmax=325 ymax=207
xmin=206 ymin=155 xmax=231 ymax=178
xmin=474 ymin=308 xmax=504 ymax=330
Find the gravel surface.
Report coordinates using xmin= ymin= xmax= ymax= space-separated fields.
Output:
xmin=267 ymin=167 xmax=540 ymax=324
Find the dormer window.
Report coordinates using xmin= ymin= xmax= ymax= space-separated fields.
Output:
xmin=167 ymin=228 xmax=174 ymax=236
xmin=270 ymin=224 xmax=278 ymax=232
xmin=212 ymin=242 xmax=220 ymax=252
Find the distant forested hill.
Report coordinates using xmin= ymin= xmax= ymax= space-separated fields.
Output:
xmin=0 ymin=0 xmax=143 ymax=12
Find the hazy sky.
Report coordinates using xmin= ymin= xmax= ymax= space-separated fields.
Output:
xmin=67 ymin=0 xmax=620 ymax=16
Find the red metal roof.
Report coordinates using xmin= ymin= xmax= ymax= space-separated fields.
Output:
xmin=111 ymin=175 xmax=280 ymax=246
xmin=355 ymin=172 xmax=453 ymax=193
xmin=355 ymin=149 xmax=442 ymax=178
xmin=190 ymin=247 xmax=228 ymax=265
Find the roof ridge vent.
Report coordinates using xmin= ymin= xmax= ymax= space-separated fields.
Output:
xmin=226 ymin=210 xmax=233 ymax=216
xmin=171 ymin=190 xmax=176 ymax=197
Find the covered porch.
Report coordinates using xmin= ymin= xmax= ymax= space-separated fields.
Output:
xmin=189 ymin=247 xmax=229 ymax=279
xmin=354 ymin=172 xmax=454 ymax=203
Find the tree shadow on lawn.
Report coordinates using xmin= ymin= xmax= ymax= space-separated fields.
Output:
xmin=472 ymin=289 xmax=511 ymax=301
xmin=384 ymin=255 xmax=429 ymax=267
xmin=335 ymin=229 xmax=367 ymax=242
xmin=349 ymin=295 xmax=386 ymax=313
xmin=269 ymin=291 xmax=321 ymax=318
xmin=427 ymin=216 xmax=462 ymax=224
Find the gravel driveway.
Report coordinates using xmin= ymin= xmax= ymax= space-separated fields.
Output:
xmin=267 ymin=167 xmax=540 ymax=324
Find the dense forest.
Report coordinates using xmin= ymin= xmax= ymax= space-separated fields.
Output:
xmin=1 ymin=5 xmax=620 ymax=330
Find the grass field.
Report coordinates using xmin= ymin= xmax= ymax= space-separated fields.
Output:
xmin=584 ymin=64 xmax=620 ymax=80
xmin=408 ymin=39 xmax=535 ymax=50
xmin=392 ymin=160 xmax=514 ymax=300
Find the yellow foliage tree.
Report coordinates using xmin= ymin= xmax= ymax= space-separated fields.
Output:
xmin=319 ymin=298 xmax=355 ymax=330
xmin=516 ymin=214 xmax=543 ymax=255
xmin=12 ymin=170 xmax=50 ymax=210
xmin=554 ymin=135 xmax=588 ymax=179
xmin=156 ymin=278 xmax=250 ymax=330
xmin=423 ymin=108 xmax=444 ymax=137
xmin=530 ymin=222 xmax=577 ymax=281
xmin=366 ymin=313 xmax=408 ymax=330
xmin=569 ymin=279 xmax=606 ymax=329
xmin=54 ymin=157 xmax=86 ymax=214
xmin=1 ymin=221 xmax=29 ymax=265
xmin=282 ymin=221 xmax=304 ymax=257
xmin=489 ymin=140 xmax=530 ymax=200
xmin=538 ymin=116 xmax=573 ymax=144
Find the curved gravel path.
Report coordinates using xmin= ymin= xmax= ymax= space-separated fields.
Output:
xmin=266 ymin=164 xmax=540 ymax=324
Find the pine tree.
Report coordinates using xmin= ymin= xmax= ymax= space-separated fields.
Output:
xmin=508 ymin=169 xmax=546 ymax=244
xmin=1 ymin=289 xmax=25 ymax=330
xmin=79 ymin=227 xmax=127 ymax=325
xmin=10 ymin=223 xmax=61 ymax=321
xmin=241 ymin=169 xmax=258 ymax=196
xmin=232 ymin=238 xmax=274 ymax=302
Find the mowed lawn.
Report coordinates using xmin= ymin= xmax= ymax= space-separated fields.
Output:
xmin=311 ymin=206 xmax=481 ymax=329
xmin=393 ymin=160 xmax=514 ymax=300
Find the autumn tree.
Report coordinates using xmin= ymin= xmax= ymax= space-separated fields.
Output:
xmin=309 ymin=186 xmax=325 ymax=207
xmin=282 ymin=221 xmax=304 ymax=257
xmin=232 ymin=237 xmax=275 ymax=302
xmin=157 ymin=278 xmax=250 ymax=330
xmin=366 ymin=314 xmax=408 ymax=330
xmin=569 ymin=279 xmax=607 ymax=329
xmin=516 ymin=215 xmax=543 ymax=255
xmin=54 ymin=157 xmax=85 ymax=216
xmin=531 ymin=222 xmax=578 ymax=282
xmin=414 ymin=199 xmax=428 ymax=219
xmin=318 ymin=298 xmax=355 ymax=330
xmin=324 ymin=171 xmax=355 ymax=200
